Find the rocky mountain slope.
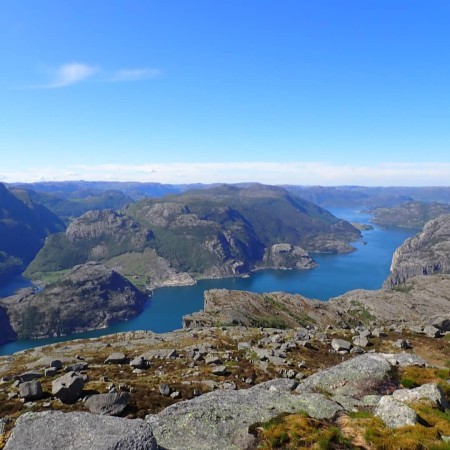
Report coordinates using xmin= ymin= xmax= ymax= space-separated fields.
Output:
xmin=25 ymin=185 xmax=360 ymax=289
xmin=0 ymin=262 xmax=146 ymax=342
xmin=368 ymin=201 xmax=450 ymax=229
xmin=384 ymin=214 xmax=450 ymax=288
xmin=184 ymin=275 xmax=450 ymax=331
xmin=1 ymin=292 xmax=450 ymax=449
xmin=0 ymin=184 xmax=65 ymax=284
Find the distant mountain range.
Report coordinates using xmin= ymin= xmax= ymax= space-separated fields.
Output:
xmin=10 ymin=181 xmax=450 ymax=209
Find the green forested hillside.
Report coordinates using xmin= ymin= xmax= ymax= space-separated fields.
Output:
xmin=26 ymin=185 xmax=360 ymax=288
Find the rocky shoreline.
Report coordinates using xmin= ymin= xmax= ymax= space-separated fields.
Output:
xmin=0 ymin=273 xmax=450 ymax=449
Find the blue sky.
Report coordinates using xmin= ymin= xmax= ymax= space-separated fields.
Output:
xmin=1 ymin=1 xmax=450 ymax=185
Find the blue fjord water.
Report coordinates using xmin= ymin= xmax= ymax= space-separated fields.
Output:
xmin=0 ymin=208 xmax=415 ymax=356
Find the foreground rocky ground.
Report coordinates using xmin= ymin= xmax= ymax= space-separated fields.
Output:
xmin=1 ymin=307 xmax=450 ymax=449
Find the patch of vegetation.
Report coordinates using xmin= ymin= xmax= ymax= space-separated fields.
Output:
xmin=250 ymin=317 xmax=288 ymax=329
xmin=255 ymin=413 xmax=353 ymax=449
xmin=392 ymin=283 xmax=413 ymax=293
xmin=400 ymin=377 xmax=418 ymax=389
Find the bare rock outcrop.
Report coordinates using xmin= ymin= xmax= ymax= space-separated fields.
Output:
xmin=184 ymin=275 xmax=450 ymax=330
xmin=264 ymin=243 xmax=317 ymax=270
xmin=384 ymin=214 xmax=450 ymax=288
xmin=1 ymin=262 xmax=146 ymax=339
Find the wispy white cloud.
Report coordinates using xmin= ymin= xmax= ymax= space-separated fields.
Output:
xmin=108 ymin=68 xmax=161 ymax=82
xmin=46 ymin=63 xmax=99 ymax=88
xmin=33 ymin=63 xmax=161 ymax=89
xmin=2 ymin=162 xmax=450 ymax=186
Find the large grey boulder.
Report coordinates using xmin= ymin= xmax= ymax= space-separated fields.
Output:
xmin=147 ymin=378 xmax=342 ymax=450
xmin=297 ymin=353 xmax=391 ymax=397
xmin=4 ymin=411 xmax=157 ymax=450
xmin=19 ymin=380 xmax=43 ymax=401
xmin=52 ymin=371 xmax=84 ymax=403
xmin=84 ymin=393 xmax=129 ymax=416
xmin=375 ymin=395 xmax=418 ymax=429
xmin=393 ymin=383 xmax=449 ymax=409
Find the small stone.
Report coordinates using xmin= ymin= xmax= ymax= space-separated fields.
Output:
xmin=394 ymin=339 xmax=412 ymax=349
xmin=350 ymin=346 xmax=365 ymax=354
xmin=65 ymin=362 xmax=89 ymax=372
xmin=205 ymin=355 xmax=222 ymax=365
xmin=352 ymin=336 xmax=369 ymax=347
xmin=297 ymin=340 xmax=314 ymax=349
xmin=130 ymin=356 xmax=149 ymax=369
xmin=331 ymin=339 xmax=352 ymax=352
xmin=105 ymin=352 xmax=126 ymax=364
xmin=44 ymin=367 xmax=58 ymax=377
xmin=166 ymin=349 xmax=179 ymax=359
xmin=193 ymin=388 xmax=202 ymax=396
xmin=50 ymin=360 xmax=63 ymax=370
xmin=423 ymin=325 xmax=441 ymax=338
xmin=18 ymin=371 xmax=42 ymax=383
xmin=159 ymin=383 xmax=171 ymax=396
xmin=170 ymin=391 xmax=181 ymax=399
xmin=237 ymin=342 xmax=251 ymax=350
xmin=212 ymin=365 xmax=229 ymax=376
xmin=359 ymin=329 xmax=372 ymax=338
xmin=286 ymin=369 xmax=297 ymax=379
xmin=372 ymin=328 xmax=387 ymax=337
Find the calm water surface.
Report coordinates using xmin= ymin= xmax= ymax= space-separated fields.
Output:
xmin=0 ymin=208 xmax=415 ymax=355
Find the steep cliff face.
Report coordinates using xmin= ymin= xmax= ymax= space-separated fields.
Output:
xmin=0 ymin=183 xmax=65 ymax=282
xmin=0 ymin=305 xmax=16 ymax=345
xmin=384 ymin=214 xmax=450 ymax=288
xmin=2 ymin=262 xmax=146 ymax=339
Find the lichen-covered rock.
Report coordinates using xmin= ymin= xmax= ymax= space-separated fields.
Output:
xmin=147 ymin=378 xmax=342 ymax=450
xmin=4 ymin=411 xmax=157 ymax=450
xmin=297 ymin=353 xmax=391 ymax=397
xmin=84 ymin=393 xmax=129 ymax=416
xmin=375 ymin=395 xmax=418 ymax=428
xmin=393 ymin=383 xmax=449 ymax=409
